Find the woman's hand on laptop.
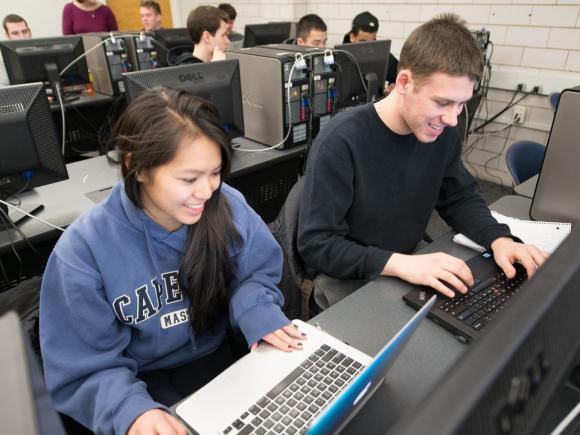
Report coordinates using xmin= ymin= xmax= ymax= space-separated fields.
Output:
xmin=251 ymin=324 xmax=307 ymax=352
xmin=382 ymin=252 xmax=474 ymax=298
xmin=128 ymin=408 xmax=188 ymax=435
xmin=491 ymin=237 xmax=549 ymax=279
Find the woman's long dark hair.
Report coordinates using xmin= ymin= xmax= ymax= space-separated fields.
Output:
xmin=110 ymin=87 xmax=240 ymax=333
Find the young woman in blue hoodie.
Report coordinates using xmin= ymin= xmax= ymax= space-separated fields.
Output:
xmin=40 ymin=87 xmax=305 ymax=435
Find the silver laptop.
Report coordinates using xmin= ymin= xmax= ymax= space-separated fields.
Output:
xmin=175 ymin=296 xmax=437 ymax=435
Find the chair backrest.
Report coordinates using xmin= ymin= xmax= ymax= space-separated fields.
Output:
xmin=167 ymin=45 xmax=194 ymax=66
xmin=505 ymin=140 xmax=546 ymax=185
xmin=270 ymin=177 xmax=307 ymax=320
xmin=549 ymin=92 xmax=561 ymax=113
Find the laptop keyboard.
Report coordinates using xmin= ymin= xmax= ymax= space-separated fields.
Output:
xmin=439 ymin=266 xmax=527 ymax=331
xmin=221 ymin=344 xmax=366 ymax=435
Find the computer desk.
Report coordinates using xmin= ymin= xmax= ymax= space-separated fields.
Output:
xmin=0 ymin=139 xmax=307 ymax=254
xmin=513 ymin=174 xmax=538 ymax=199
xmin=306 ymin=195 xmax=533 ymax=434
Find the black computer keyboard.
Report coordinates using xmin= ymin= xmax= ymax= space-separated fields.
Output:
xmin=222 ymin=344 xmax=365 ymax=435
xmin=439 ymin=266 xmax=528 ymax=331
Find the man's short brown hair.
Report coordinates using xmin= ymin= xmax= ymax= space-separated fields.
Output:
xmin=218 ymin=3 xmax=237 ymax=21
xmin=140 ymin=1 xmax=161 ymax=16
xmin=186 ymin=6 xmax=228 ymax=44
xmin=399 ymin=13 xmax=483 ymax=85
xmin=296 ymin=14 xmax=327 ymax=40
xmin=2 ymin=14 xmax=28 ymax=33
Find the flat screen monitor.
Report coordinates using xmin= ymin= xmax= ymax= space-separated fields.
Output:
xmin=333 ymin=40 xmax=391 ymax=108
xmin=390 ymin=225 xmax=580 ymax=435
xmin=243 ymin=22 xmax=293 ymax=48
xmin=530 ymin=86 xmax=580 ymax=223
xmin=0 ymin=36 xmax=88 ymax=100
xmin=0 ymin=83 xmax=69 ymax=228
xmin=122 ymin=60 xmax=244 ymax=139
xmin=151 ymin=28 xmax=192 ymax=66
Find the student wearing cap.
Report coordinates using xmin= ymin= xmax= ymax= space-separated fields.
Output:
xmin=342 ymin=11 xmax=399 ymax=88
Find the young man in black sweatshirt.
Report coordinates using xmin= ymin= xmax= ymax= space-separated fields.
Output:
xmin=298 ymin=14 xmax=548 ymax=310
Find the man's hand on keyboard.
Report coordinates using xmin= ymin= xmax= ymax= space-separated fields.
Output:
xmin=251 ymin=323 xmax=307 ymax=352
xmin=491 ymin=237 xmax=549 ymax=279
xmin=382 ymin=252 xmax=474 ymax=298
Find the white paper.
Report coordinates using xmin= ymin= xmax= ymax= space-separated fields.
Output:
xmin=453 ymin=211 xmax=571 ymax=254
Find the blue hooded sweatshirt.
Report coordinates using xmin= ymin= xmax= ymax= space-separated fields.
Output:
xmin=40 ymin=182 xmax=289 ymax=435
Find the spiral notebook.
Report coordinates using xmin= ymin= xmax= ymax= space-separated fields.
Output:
xmin=454 ymin=211 xmax=571 ymax=254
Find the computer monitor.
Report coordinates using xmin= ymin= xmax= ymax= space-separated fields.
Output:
xmin=0 ymin=36 xmax=88 ymax=101
xmin=0 ymin=83 xmax=69 ymax=228
xmin=333 ymin=40 xmax=391 ymax=108
xmin=391 ymin=225 xmax=580 ymax=435
xmin=151 ymin=28 xmax=192 ymax=66
xmin=530 ymin=86 xmax=580 ymax=223
xmin=122 ymin=60 xmax=244 ymax=139
xmin=243 ymin=22 xmax=293 ymax=48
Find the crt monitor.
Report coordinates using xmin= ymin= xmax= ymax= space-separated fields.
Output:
xmin=0 ymin=83 xmax=69 ymax=228
xmin=122 ymin=60 xmax=244 ymax=139
xmin=151 ymin=28 xmax=192 ymax=66
xmin=333 ymin=40 xmax=391 ymax=108
xmin=390 ymin=225 xmax=580 ymax=435
xmin=243 ymin=22 xmax=293 ymax=48
xmin=0 ymin=36 xmax=88 ymax=100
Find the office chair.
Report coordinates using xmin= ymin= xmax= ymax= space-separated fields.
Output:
xmin=282 ymin=37 xmax=296 ymax=44
xmin=269 ymin=177 xmax=313 ymax=320
xmin=166 ymin=45 xmax=194 ymax=66
xmin=549 ymin=92 xmax=561 ymax=113
xmin=505 ymin=140 xmax=546 ymax=185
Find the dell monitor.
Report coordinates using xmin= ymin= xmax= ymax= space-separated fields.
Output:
xmin=0 ymin=83 xmax=69 ymax=229
xmin=243 ymin=22 xmax=293 ymax=48
xmin=151 ymin=28 xmax=192 ymax=66
xmin=333 ymin=40 xmax=391 ymax=108
xmin=122 ymin=60 xmax=244 ymax=139
xmin=0 ymin=36 xmax=88 ymax=102
xmin=391 ymin=224 xmax=580 ymax=435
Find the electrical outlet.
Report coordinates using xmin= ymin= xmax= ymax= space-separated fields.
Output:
xmin=513 ymin=106 xmax=526 ymax=124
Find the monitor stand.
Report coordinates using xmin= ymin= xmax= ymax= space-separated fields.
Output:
xmin=0 ymin=203 xmax=44 ymax=231
xmin=365 ymin=72 xmax=379 ymax=103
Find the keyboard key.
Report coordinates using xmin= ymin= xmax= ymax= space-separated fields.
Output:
xmin=259 ymin=409 xmax=271 ymax=419
xmin=250 ymin=405 xmax=261 ymax=415
xmin=267 ymin=403 xmax=278 ymax=412
xmin=257 ymin=397 xmax=270 ymax=408
xmin=241 ymin=412 xmax=249 ymax=419
xmin=233 ymin=419 xmax=244 ymax=429
xmin=332 ymin=353 xmax=346 ymax=364
xmin=321 ymin=344 xmax=330 ymax=352
xmin=275 ymin=396 xmax=285 ymax=405
xmin=223 ymin=426 xmax=232 ymax=434
xmin=281 ymin=416 xmax=293 ymax=426
xmin=271 ymin=412 xmax=282 ymax=422
xmin=286 ymin=426 xmax=297 ymax=434
xmin=342 ymin=357 xmax=353 ymax=367
xmin=236 ymin=425 xmax=254 ymax=435
xmin=264 ymin=419 xmax=274 ymax=429
xmin=321 ymin=349 xmax=337 ymax=362
xmin=295 ymin=418 xmax=306 ymax=427
xmin=472 ymin=318 xmax=488 ymax=330
xmin=274 ymin=423 xmax=285 ymax=433
xmin=266 ymin=367 xmax=304 ymax=400
xmin=308 ymin=404 xmax=320 ymax=414
xmin=279 ymin=405 xmax=290 ymax=415
xmin=287 ymin=398 xmax=297 ymax=408
xmin=256 ymin=428 xmax=267 ymax=435
xmin=252 ymin=417 xmax=263 ymax=426
xmin=301 ymin=411 xmax=312 ymax=420
xmin=289 ymin=409 xmax=300 ymax=418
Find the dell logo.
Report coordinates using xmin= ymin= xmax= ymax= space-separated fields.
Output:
xmin=178 ymin=72 xmax=203 ymax=82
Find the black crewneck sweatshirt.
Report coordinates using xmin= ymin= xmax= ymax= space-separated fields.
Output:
xmin=297 ymin=103 xmax=512 ymax=280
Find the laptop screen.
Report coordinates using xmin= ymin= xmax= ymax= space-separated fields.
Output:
xmin=307 ymin=295 xmax=437 ymax=435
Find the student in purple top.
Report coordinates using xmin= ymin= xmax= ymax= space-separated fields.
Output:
xmin=62 ymin=0 xmax=118 ymax=35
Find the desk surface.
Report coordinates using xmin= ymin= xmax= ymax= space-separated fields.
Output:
xmin=310 ymin=195 xmax=532 ymax=434
xmin=1 ymin=141 xmax=306 ymax=251
xmin=513 ymin=174 xmax=538 ymax=199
